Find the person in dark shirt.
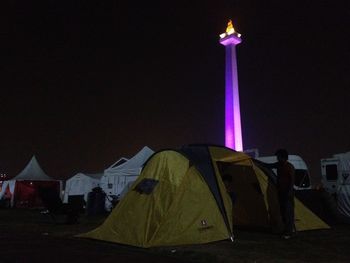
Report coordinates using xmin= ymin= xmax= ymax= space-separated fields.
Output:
xmin=266 ymin=149 xmax=296 ymax=239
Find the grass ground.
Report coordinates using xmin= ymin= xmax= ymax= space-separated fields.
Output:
xmin=0 ymin=208 xmax=349 ymax=263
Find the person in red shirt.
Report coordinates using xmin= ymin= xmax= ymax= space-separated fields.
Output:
xmin=261 ymin=149 xmax=296 ymax=238
xmin=274 ymin=149 xmax=296 ymax=239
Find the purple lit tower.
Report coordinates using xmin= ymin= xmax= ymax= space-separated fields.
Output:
xmin=219 ymin=20 xmax=243 ymax=151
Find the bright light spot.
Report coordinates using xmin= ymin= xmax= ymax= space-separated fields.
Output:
xmin=227 ymin=28 xmax=235 ymax=35
xmin=220 ymin=19 xmax=242 ymax=39
xmin=226 ymin=20 xmax=235 ymax=34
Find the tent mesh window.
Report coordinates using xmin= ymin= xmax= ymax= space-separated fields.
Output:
xmin=134 ymin=179 xmax=159 ymax=194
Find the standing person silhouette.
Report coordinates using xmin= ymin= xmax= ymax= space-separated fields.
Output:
xmin=272 ymin=149 xmax=296 ymax=239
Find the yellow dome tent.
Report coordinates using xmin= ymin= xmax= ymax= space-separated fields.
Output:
xmin=80 ymin=145 xmax=329 ymax=247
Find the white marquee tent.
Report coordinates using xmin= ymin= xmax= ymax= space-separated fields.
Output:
xmin=63 ymin=172 xmax=104 ymax=203
xmin=101 ymin=146 xmax=154 ymax=209
xmin=0 ymin=156 xmax=61 ymax=207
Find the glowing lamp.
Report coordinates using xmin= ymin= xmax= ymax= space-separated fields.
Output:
xmin=219 ymin=20 xmax=243 ymax=151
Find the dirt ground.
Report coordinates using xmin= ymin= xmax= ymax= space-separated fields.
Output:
xmin=1 ymin=208 xmax=350 ymax=263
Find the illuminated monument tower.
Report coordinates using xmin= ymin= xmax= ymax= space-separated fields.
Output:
xmin=219 ymin=20 xmax=243 ymax=151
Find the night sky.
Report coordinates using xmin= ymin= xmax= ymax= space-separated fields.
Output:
xmin=2 ymin=1 xmax=350 ymax=182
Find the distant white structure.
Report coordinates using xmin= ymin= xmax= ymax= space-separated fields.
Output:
xmin=63 ymin=172 xmax=104 ymax=203
xmin=0 ymin=156 xmax=61 ymax=207
xmin=101 ymin=146 xmax=154 ymax=210
xmin=321 ymin=151 xmax=350 ymax=218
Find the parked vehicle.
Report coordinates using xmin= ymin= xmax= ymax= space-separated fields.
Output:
xmin=320 ymin=151 xmax=350 ymax=219
xmin=321 ymin=152 xmax=350 ymax=194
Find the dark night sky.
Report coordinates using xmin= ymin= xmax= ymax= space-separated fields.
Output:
xmin=1 ymin=1 xmax=350 ymax=182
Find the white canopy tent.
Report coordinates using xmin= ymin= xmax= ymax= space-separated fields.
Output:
xmin=13 ymin=156 xmax=53 ymax=181
xmin=106 ymin=157 xmax=128 ymax=170
xmin=0 ymin=156 xmax=61 ymax=207
xmin=0 ymin=180 xmax=16 ymax=201
xmin=101 ymin=146 xmax=154 ymax=209
xmin=63 ymin=172 xmax=104 ymax=203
